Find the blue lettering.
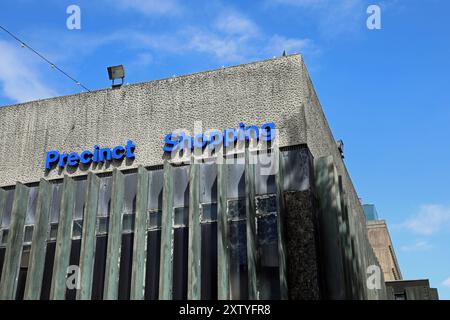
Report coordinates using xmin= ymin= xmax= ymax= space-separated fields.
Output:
xmin=45 ymin=151 xmax=59 ymax=170
xmin=245 ymin=125 xmax=259 ymax=141
xmin=59 ymin=154 xmax=68 ymax=168
xmin=45 ymin=140 xmax=136 ymax=171
xmin=261 ymin=122 xmax=275 ymax=141
xmin=99 ymin=148 xmax=112 ymax=162
xmin=162 ymin=123 xmax=277 ymax=152
xmin=193 ymin=134 xmax=207 ymax=149
xmin=209 ymin=131 xmax=223 ymax=150
xmin=125 ymin=140 xmax=136 ymax=158
xmin=67 ymin=152 xmax=80 ymax=167
xmin=80 ymin=150 xmax=93 ymax=164
xmin=112 ymin=146 xmax=125 ymax=160
xmin=224 ymin=128 xmax=238 ymax=148
xmin=164 ymin=133 xmax=178 ymax=152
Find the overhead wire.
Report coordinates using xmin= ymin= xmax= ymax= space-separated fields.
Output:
xmin=0 ymin=24 xmax=91 ymax=92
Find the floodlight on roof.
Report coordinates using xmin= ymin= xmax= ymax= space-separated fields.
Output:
xmin=107 ymin=65 xmax=125 ymax=88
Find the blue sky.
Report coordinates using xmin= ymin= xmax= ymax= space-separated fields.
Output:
xmin=0 ymin=0 xmax=449 ymax=299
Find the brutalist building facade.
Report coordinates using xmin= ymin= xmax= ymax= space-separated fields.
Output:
xmin=0 ymin=55 xmax=386 ymax=300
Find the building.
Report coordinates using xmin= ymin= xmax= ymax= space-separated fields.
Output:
xmin=366 ymin=220 xmax=402 ymax=281
xmin=365 ymin=205 xmax=439 ymax=300
xmin=0 ymin=55 xmax=386 ymax=300
xmin=386 ymin=280 xmax=439 ymax=300
xmin=363 ymin=204 xmax=379 ymax=221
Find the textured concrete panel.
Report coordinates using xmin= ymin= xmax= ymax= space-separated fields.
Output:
xmin=283 ymin=191 xmax=321 ymax=300
xmin=0 ymin=55 xmax=309 ymax=187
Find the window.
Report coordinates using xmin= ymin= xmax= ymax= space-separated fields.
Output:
xmin=0 ymin=229 xmax=9 ymax=247
xmin=394 ymin=292 xmax=407 ymax=300
xmin=48 ymin=223 xmax=58 ymax=241
xmin=23 ymin=225 xmax=34 ymax=244
xmin=72 ymin=219 xmax=83 ymax=239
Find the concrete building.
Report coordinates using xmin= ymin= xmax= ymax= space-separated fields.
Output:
xmin=366 ymin=220 xmax=402 ymax=281
xmin=386 ymin=280 xmax=439 ymax=300
xmin=365 ymin=205 xmax=439 ymax=300
xmin=0 ymin=55 xmax=386 ymax=300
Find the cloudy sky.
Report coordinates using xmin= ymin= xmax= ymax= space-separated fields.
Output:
xmin=0 ymin=0 xmax=449 ymax=299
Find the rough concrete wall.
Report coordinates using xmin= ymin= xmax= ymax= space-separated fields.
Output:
xmin=284 ymin=190 xmax=321 ymax=300
xmin=0 ymin=55 xmax=308 ymax=187
xmin=292 ymin=59 xmax=387 ymax=299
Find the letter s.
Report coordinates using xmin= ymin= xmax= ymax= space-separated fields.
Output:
xmin=163 ymin=133 xmax=178 ymax=152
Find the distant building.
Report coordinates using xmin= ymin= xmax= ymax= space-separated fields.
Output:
xmin=365 ymin=204 xmax=439 ymax=300
xmin=366 ymin=219 xmax=402 ymax=281
xmin=363 ymin=204 xmax=379 ymax=221
xmin=386 ymin=280 xmax=439 ymax=300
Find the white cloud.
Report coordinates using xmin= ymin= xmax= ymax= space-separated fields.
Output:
xmin=215 ymin=10 xmax=259 ymax=38
xmin=443 ymin=278 xmax=450 ymax=288
xmin=0 ymin=41 xmax=58 ymax=104
xmin=400 ymin=240 xmax=432 ymax=252
xmin=133 ymin=53 xmax=153 ymax=66
xmin=115 ymin=0 xmax=182 ymax=15
xmin=403 ymin=204 xmax=450 ymax=236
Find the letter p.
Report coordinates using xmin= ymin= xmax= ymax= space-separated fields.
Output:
xmin=45 ymin=151 xmax=59 ymax=170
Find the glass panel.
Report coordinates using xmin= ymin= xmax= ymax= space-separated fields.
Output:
xmin=281 ymin=148 xmax=311 ymax=192
xmin=201 ymin=203 xmax=217 ymax=222
xmin=0 ymin=229 xmax=9 ymax=246
xmin=254 ymin=152 xmax=277 ymax=195
xmin=74 ymin=179 xmax=87 ymax=220
xmin=97 ymin=176 xmax=112 ymax=217
xmin=173 ymin=166 xmax=189 ymax=208
xmin=25 ymin=186 xmax=39 ymax=225
xmin=49 ymin=223 xmax=58 ymax=241
xmin=229 ymin=220 xmax=248 ymax=300
xmin=148 ymin=210 xmax=162 ymax=230
xmin=23 ymin=225 xmax=34 ymax=244
xmin=50 ymin=182 xmax=63 ymax=223
xmin=227 ymin=199 xmax=246 ymax=220
xmin=200 ymin=222 xmax=217 ymax=300
xmin=16 ymin=247 xmax=31 ymax=300
xmin=200 ymin=163 xmax=217 ymax=203
xmin=1 ymin=189 xmax=15 ymax=228
xmin=256 ymin=214 xmax=280 ymax=299
xmin=118 ymin=233 xmax=134 ymax=300
xmin=173 ymin=207 xmax=188 ymax=228
xmin=97 ymin=216 xmax=109 ymax=235
xmin=72 ymin=219 xmax=83 ymax=239
xmin=144 ymin=230 xmax=161 ymax=300
xmin=122 ymin=214 xmax=135 ymax=233
xmin=91 ymin=235 xmax=108 ymax=300
xmin=147 ymin=169 xmax=163 ymax=211
xmin=40 ymin=242 xmax=56 ymax=300
xmin=172 ymin=227 xmax=188 ymax=300
xmin=123 ymin=173 xmax=137 ymax=215
xmin=0 ymin=247 xmax=6 ymax=283
xmin=255 ymin=195 xmax=277 ymax=216
xmin=227 ymin=164 xmax=245 ymax=199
